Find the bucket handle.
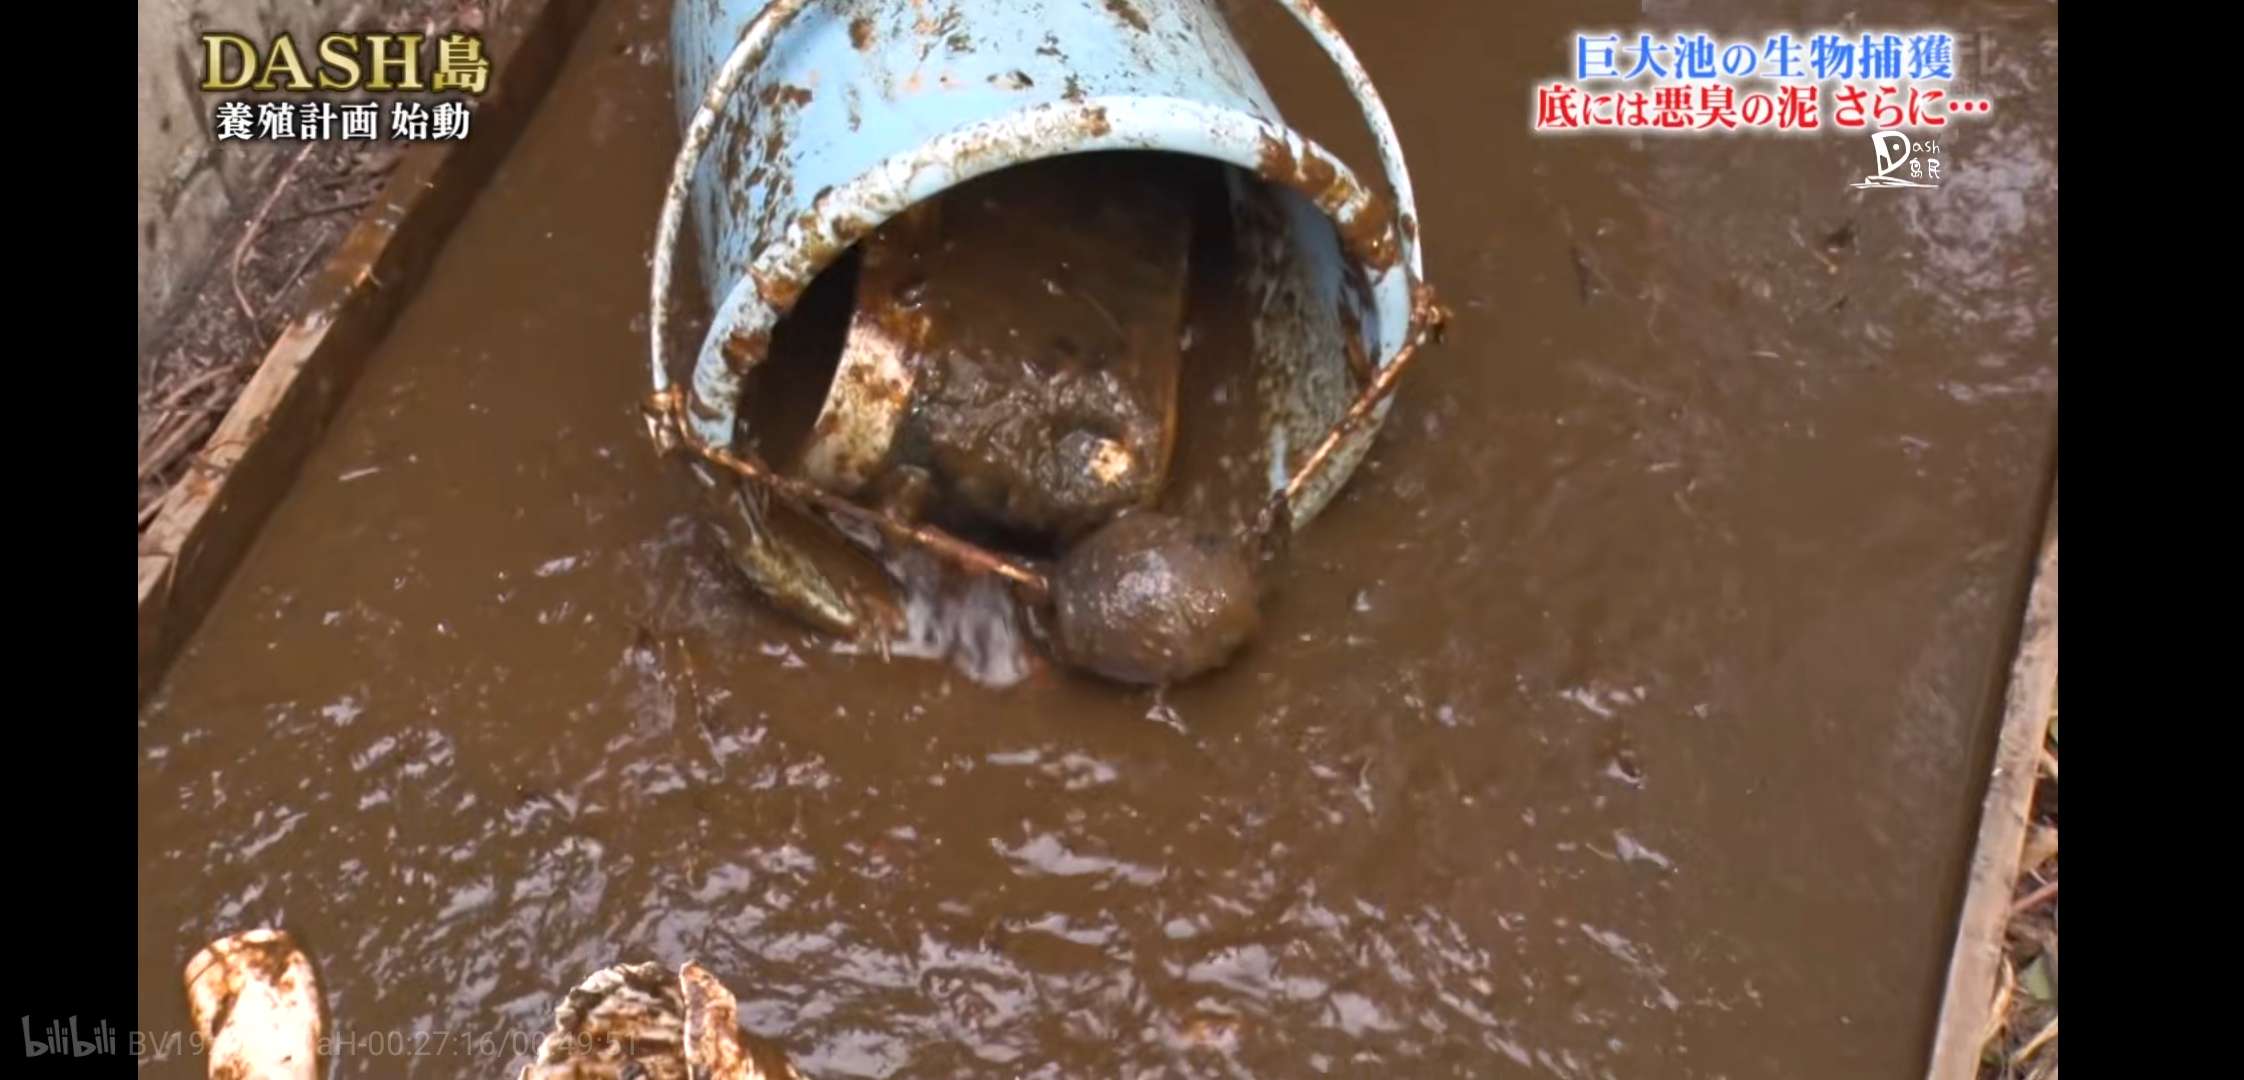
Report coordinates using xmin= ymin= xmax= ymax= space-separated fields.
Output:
xmin=642 ymin=0 xmax=1443 ymax=553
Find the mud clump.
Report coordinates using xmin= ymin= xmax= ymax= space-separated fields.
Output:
xmin=822 ymin=152 xmax=1207 ymax=542
xmin=1049 ymin=511 xmax=1261 ymax=685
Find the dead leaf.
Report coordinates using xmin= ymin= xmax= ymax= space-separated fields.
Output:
xmin=2019 ymin=953 xmax=2056 ymax=1003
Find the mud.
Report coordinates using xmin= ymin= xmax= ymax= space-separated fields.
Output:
xmin=139 ymin=1 xmax=2059 ymax=1078
xmin=829 ymin=152 xmax=1207 ymax=546
xmin=1050 ymin=510 xmax=1263 ymax=686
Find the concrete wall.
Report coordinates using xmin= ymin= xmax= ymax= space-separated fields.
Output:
xmin=138 ymin=2 xmax=528 ymax=371
xmin=137 ymin=0 xmax=355 ymax=368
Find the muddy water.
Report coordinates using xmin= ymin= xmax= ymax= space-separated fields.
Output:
xmin=137 ymin=0 xmax=2058 ymax=1077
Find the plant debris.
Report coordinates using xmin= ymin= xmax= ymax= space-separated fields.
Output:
xmin=137 ymin=0 xmax=493 ymax=531
xmin=1978 ymin=696 xmax=2058 ymax=1080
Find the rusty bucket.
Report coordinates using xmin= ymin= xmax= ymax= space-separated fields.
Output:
xmin=644 ymin=0 xmax=1439 ymax=641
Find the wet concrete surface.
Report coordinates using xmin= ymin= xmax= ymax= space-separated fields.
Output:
xmin=138 ymin=0 xmax=2058 ymax=1076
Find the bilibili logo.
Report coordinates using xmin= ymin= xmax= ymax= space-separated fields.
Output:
xmin=21 ymin=1016 xmax=120 ymax=1058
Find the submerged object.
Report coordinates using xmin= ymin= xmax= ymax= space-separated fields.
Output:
xmin=644 ymin=0 xmax=1441 ymax=680
xmin=182 ymin=929 xmax=322 ymax=1080
xmin=174 ymin=930 xmax=799 ymax=1080
xmin=1050 ymin=510 xmax=1262 ymax=684
xmin=518 ymin=961 xmax=802 ymax=1080
xmin=804 ymin=152 xmax=1199 ymax=544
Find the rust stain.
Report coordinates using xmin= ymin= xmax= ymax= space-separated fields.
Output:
xmin=758 ymin=83 xmax=813 ymax=108
xmin=1104 ymin=0 xmax=1151 ymax=33
xmin=911 ymin=3 xmax=965 ymax=64
xmin=1343 ymin=189 xmax=1401 ymax=271
xmin=1255 ymin=133 xmax=1401 ymax=274
xmin=753 ymin=267 xmax=805 ymax=311
xmin=830 ymin=213 xmax=872 ymax=247
xmin=720 ymin=329 xmax=771 ymax=374
xmin=1254 ymin=133 xmax=1298 ymax=187
xmin=1339 ymin=306 xmax=1373 ymax=386
xmin=849 ymin=16 xmax=874 ymax=51
xmin=1299 ymin=154 xmax=1339 ymax=210
xmin=760 ymin=126 xmax=788 ymax=172
xmin=243 ymin=939 xmax=294 ymax=985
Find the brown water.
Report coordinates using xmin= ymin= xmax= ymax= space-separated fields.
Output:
xmin=137 ymin=0 xmax=2059 ymax=1076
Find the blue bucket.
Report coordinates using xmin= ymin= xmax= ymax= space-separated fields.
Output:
xmin=646 ymin=0 xmax=1437 ymax=635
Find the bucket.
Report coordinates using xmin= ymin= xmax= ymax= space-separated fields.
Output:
xmin=645 ymin=0 xmax=1439 ymax=639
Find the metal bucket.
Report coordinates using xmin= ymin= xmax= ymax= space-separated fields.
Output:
xmin=646 ymin=0 xmax=1437 ymax=636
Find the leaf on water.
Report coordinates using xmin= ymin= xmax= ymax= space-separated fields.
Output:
xmin=2019 ymin=953 xmax=2056 ymax=1003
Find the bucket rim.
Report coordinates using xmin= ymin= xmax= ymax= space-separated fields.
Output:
xmin=676 ymin=95 xmax=1416 ymax=484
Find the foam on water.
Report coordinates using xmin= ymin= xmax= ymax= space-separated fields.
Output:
xmin=880 ymin=549 xmax=1037 ymax=689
